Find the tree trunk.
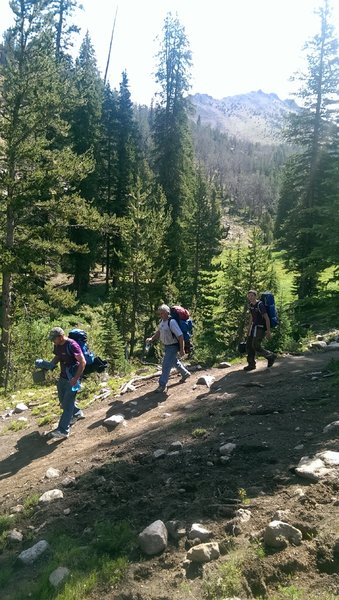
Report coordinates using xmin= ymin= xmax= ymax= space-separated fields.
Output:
xmin=0 ymin=205 xmax=15 ymax=387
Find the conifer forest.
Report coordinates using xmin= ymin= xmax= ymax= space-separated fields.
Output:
xmin=0 ymin=0 xmax=338 ymax=392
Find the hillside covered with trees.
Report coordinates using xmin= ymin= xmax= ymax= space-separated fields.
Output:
xmin=0 ymin=0 xmax=338 ymax=392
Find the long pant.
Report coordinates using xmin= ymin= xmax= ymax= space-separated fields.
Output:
xmin=246 ymin=326 xmax=274 ymax=367
xmin=57 ymin=377 xmax=81 ymax=434
xmin=159 ymin=344 xmax=190 ymax=387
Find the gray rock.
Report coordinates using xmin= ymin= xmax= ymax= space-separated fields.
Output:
xmin=7 ymin=529 xmax=23 ymax=543
xmin=138 ymin=520 xmax=168 ymax=556
xmin=235 ymin=508 xmax=251 ymax=523
xmin=103 ymin=414 xmax=125 ymax=428
xmin=153 ymin=449 xmax=166 ymax=459
xmin=188 ymin=523 xmax=212 ymax=542
xmin=187 ymin=542 xmax=220 ymax=563
xmin=166 ymin=520 xmax=186 ymax=540
xmin=196 ymin=375 xmax=215 ymax=387
xmin=310 ymin=341 xmax=327 ymax=349
xmin=18 ymin=540 xmax=49 ymax=564
xmin=14 ymin=403 xmax=29 ymax=413
xmin=39 ymin=489 xmax=64 ymax=503
xmin=61 ymin=477 xmax=76 ymax=487
xmin=220 ymin=443 xmax=236 ymax=455
xmin=10 ymin=504 xmax=24 ymax=514
xmin=169 ymin=441 xmax=183 ymax=451
xmin=46 ymin=468 xmax=60 ymax=479
xmin=49 ymin=567 xmax=70 ymax=587
xmin=323 ymin=421 xmax=339 ymax=433
xmin=264 ymin=521 xmax=302 ymax=548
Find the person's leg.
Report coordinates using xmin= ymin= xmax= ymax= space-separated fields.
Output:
xmin=253 ymin=328 xmax=275 ymax=363
xmin=174 ymin=355 xmax=190 ymax=379
xmin=159 ymin=345 xmax=178 ymax=388
xmin=245 ymin=333 xmax=256 ymax=368
xmin=57 ymin=378 xmax=76 ymax=434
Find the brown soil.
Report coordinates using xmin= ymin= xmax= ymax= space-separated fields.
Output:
xmin=1 ymin=351 xmax=339 ymax=599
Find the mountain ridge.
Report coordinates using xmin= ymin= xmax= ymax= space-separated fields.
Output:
xmin=189 ymin=89 xmax=299 ymax=144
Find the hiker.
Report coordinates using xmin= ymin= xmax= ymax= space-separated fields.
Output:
xmin=48 ymin=327 xmax=86 ymax=439
xmin=244 ymin=290 xmax=277 ymax=371
xmin=146 ymin=304 xmax=191 ymax=393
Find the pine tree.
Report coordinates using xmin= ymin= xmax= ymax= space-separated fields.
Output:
xmin=152 ymin=13 xmax=195 ymax=282
xmin=51 ymin=0 xmax=81 ymax=60
xmin=182 ymin=168 xmax=222 ymax=301
xmin=109 ymin=71 xmax=140 ymax=287
xmin=276 ymin=0 xmax=339 ymax=298
xmin=111 ymin=174 xmax=169 ymax=355
xmin=69 ymin=33 xmax=104 ymax=294
xmin=0 ymin=1 xmax=93 ymax=385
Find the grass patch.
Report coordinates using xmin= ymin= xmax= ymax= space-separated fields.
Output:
xmin=192 ymin=427 xmax=207 ymax=438
xmin=1 ymin=522 xmax=134 ymax=600
xmin=203 ymin=558 xmax=243 ymax=599
xmin=2 ymin=420 xmax=28 ymax=434
xmin=37 ymin=414 xmax=55 ymax=426
xmin=22 ymin=493 xmax=40 ymax=517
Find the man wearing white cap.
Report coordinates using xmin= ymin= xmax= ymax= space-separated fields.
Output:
xmin=146 ymin=304 xmax=190 ymax=393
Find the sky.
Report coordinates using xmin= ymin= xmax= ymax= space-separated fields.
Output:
xmin=1 ymin=0 xmax=338 ymax=105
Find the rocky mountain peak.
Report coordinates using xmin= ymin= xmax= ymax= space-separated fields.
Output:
xmin=190 ymin=90 xmax=299 ymax=144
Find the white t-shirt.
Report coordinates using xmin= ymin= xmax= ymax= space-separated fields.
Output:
xmin=159 ymin=318 xmax=182 ymax=346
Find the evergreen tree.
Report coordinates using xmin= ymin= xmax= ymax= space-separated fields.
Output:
xmin=69 ymin=32 xmax=104 ymax=294
xmin=51 ymin=0 xmax=81 ymax=60
xmin=110 ymin=71 xmax=140 ymax=287
xmin=111 ymin=174 xmax=169 ymax=355
xmin=152 ymin=13 xmax=195 ymax=283
xmin=182 ymin=167 xmax=222 ymax=302
xmin=276 ymin=0 xmax=339 ymax=298
xmin=0 ymin=1 xmax=93 ymax=385
xmin=98 ymin=84 xmax=119 ymax=292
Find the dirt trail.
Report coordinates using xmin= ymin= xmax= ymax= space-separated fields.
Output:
xmin=1 ymin=351 xmax=339 ymax=599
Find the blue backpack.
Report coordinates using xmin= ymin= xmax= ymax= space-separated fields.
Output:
xmin=260 ymin=292 xmax=279 ymax=328
xmin=67 ymin=329 xmax=108 ymax=375
xmin=169 ymin=306 xmax=194 ymax=355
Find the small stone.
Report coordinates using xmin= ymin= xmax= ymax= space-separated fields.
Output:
xmin=14 ymin=403 xmax=29 ymax=413
xmin=18 ymin=540 xmax=49 ymax=565
xmin=153 ymin=449 xmax=166 ymax=459
xmin=49 ymin=567 xmax=70 ymax=588
xmin=7 ymin=529 xmax=23 ymax=543
xmin=46 ymin=468 xmax=60 ymax=479
xmin=10 ymin=505 xmax=24 ymax=514
xmin=63 ymin=508 xmax=71 ymax=515
xmin=39 ymin=489 xmax=63 ymax=503
xmin=103 ymin=414 xmax=125 ymax=428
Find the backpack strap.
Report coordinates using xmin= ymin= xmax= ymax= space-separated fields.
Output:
xmin=168 ymin=317 xmax=179 ymax=341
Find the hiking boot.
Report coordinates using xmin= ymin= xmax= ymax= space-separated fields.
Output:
xmin=180 ymin=372 xmax=191 ymax=383
xmin=51 ymin=429 xmax=69 ymax=439
xmin=267 ymin=354 xmax=277 ymax=368
xmin=243 ymin=364 xmax=256 ymax=372
xmin=155 ymin=385 xmax=168 ymax=393
xmin=70 ymin=412 xmax=85 ymax=425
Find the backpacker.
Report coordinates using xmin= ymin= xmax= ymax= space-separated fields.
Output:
xmin=67 ymin=329 xmax=108 ymax=376
xmin=260 ymin=292 xmax=279 ymax=328
xmin=169 ymin=306 xmax=194 ymax=355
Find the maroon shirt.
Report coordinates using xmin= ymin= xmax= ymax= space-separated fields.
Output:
xmin=249 ymin=300 xmax=267 ymax=327
xmin=54 ymin=338 xmax=83 ymax=379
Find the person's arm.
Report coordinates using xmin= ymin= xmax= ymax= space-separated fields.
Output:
xmin=146 ymin=330 xmax=160 ymax=344
xmin=51 ymin=356 xmax=60 ymax=367
xmin=69 ymin=352 xmax=86 ymax=387
xmin=263 ymin=313 xmax=271 ymax=338
xmin=177 ymin=334 xmax=185 ymax=356
xmin=168 ymin=320 xmax=185 ymax=356
xmin=247 ymin=313 xmax=253 ymax=335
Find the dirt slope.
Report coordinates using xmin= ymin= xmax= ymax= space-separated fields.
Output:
xmin=1 ymin=351 xmax=339 ymax=599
